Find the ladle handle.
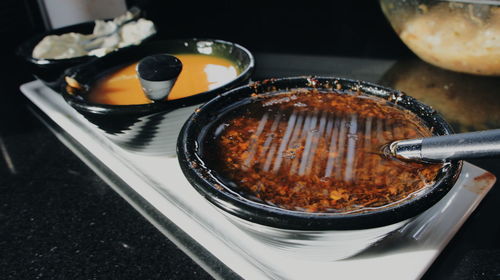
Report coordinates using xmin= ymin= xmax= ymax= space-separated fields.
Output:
xmin=390 ymin=129 xmax=500 ymax=162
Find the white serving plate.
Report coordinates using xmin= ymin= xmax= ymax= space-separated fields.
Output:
xmin=20 ymin=80 xmax=496 ymax=280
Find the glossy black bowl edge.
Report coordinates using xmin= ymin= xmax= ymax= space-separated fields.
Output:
xmin=177 ymin=76 xmax=463 ymax=231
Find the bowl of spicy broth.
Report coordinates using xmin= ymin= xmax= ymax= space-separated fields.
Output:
xmin=177 ymin=77 xmax=462 ymax=259
xmin=60 ymin=39 xmax=254 ymax=155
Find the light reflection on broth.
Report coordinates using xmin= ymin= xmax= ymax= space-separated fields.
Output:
xmin=200 ymin=89 xmax=443 ymax=214
xmin=87 ymin=54 xmax=239 ymax=105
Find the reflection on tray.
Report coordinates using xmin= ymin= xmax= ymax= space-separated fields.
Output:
xmin=380 ymin=59 xmax=500 ymax=132
xmin=97 ymin=105 xmax=197 ymax=156
xmin=353 ymin=165 xmax=496 ymax=259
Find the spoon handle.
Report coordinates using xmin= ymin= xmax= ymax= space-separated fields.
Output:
xmin=390 ymin=129 xmax=500 ymax=162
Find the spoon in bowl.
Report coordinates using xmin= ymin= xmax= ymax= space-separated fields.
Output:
xmin=388 ymin=128 xmax=500 ymax=162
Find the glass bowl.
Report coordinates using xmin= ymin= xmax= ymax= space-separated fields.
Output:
xmin=380 ymin=0 xmax=500 ymax=76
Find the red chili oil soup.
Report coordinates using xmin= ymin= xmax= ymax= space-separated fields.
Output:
xmin=198 ymin=88 xmax=443 ymax=214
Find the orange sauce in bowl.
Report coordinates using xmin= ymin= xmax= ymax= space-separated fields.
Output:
xmin=87 ymin=54 xmax=239 ymax=105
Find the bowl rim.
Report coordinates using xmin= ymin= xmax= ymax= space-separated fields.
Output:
xmin=60 ymin=38 xmax=255 ymax=116
xmin=177 ymin=76 xmax=463 ymax=231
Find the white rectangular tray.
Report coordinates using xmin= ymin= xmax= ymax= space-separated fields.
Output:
xmin=21 ymin=80 xmax=496 ymax=280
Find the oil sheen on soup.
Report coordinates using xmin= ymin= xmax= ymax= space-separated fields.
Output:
xmin=200 ymin=88 xmax=443 ymax=214
xmin=88 ymin=53 xmax=239 ymax=105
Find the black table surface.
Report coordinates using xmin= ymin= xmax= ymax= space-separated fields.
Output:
xmin=2 ymin=53 xmax=500 ymax=280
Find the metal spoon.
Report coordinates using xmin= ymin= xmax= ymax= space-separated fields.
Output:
xmin=136 ymin=54 xmax=182 ymax=101
xmin=389 ymin=129 xmax=500 ymax=162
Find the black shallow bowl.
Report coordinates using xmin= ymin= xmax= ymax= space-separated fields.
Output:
xmin=16 ymin=19 xmax=156 ymax=90
xmin=60 ymin=39 xmax=254 ymax=155
xmin=177 ymin=76 xmax=463 ymax=231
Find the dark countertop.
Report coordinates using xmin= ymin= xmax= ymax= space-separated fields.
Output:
xmin=0 ymin=87 xmax=213 ymax=279
xmin=2 ymin=55 xmax=500 ymax=279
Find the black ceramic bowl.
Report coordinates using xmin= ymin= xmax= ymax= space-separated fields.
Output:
xmin=17 ymin=19 xmax=156 ymax=90
xmin=61 ymin=39 xmax=254 ymax=155
xmin=177 ymin=77 xmax=462 ymax=231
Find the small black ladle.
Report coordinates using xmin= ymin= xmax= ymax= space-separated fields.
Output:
xmin=136 ymin=54 xmax=182 ymax=101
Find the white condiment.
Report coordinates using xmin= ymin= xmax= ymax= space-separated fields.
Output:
xmin=32 ymin=11 xmax=156 ymax=60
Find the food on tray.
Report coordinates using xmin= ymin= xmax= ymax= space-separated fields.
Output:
xmin=32 ymin=11 xmax=155 ymax=60
xmin=200 ymin=88 xmax=443 ymax=213
xmin=87 ymin=54 xmax=239 ymax=105
xmin=397 ymin=2 xmax=500 ymax=75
